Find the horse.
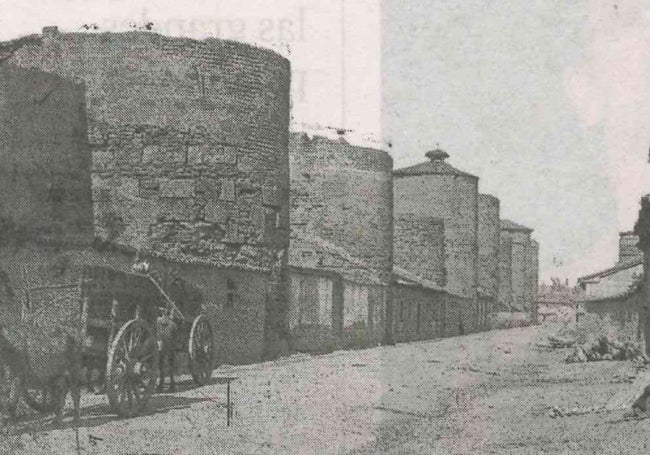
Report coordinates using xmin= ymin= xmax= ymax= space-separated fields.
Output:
xmin=0 ymin=325 xmax=82 ymax=426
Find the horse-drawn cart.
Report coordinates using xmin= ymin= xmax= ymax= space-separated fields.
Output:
xmin=3 ymin=259 xmax=215 ymax=419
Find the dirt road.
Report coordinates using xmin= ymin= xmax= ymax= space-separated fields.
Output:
xmin=3 ymin=323 xmax=650 ymax=454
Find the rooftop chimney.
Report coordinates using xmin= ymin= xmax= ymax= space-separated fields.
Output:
xmin=42 ymin=26 xmax=59 ymax=38
xmin=618 ymin=231 xmax=643 ymax=264
xmin=425 ymin=149 xmax=449 ymax=161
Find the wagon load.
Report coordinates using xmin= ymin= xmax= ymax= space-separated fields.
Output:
xmin=0 ymin=242 xmax=216 ymax=420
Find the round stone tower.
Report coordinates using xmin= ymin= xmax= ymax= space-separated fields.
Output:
xmin=289 ymin=132 xmax=393 ymax=286
xmin=393 ymin=149 xmax=479 ymax=299
xmin=1 ymin=27 xmax=291 ymax=272
xmin=1 ymin=27 xmax=292 ymax=362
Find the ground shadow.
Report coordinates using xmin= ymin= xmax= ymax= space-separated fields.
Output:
xmin=5 ymin=387 xmax=229 ymax=436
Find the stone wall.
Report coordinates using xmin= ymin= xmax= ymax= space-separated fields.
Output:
xmin=478 ymin=194 xmax=500 ymax=298
xmin=289 ymin=133 xmax=393 ymax=286
xmin=393 ymin=174 xmax=479 ymax=299
xmin=577 ymin=290 xmax=644 ymax=347
xmin=0 ymin=64 xmax=92 ymax=244
xmin=3 ymin=28 xmax=291 ymax=273
xmin=510 ymin=230 xmax=530 ymax=312
xmin=394 ymin=214 xmax=445 ymax=286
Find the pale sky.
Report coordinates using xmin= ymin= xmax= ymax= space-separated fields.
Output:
xmin=382 ymin=0 xmax=650 ymax=284
xmin=2 ymin=0 xmax=649 ymax=283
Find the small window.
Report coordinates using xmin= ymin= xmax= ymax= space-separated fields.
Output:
xmin=226 ymin=278 xmax=237 ymax=308
xmin=399 ymin=300 xmax=405 ymax=323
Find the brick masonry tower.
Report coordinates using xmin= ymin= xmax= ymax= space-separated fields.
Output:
xmin=393 ymin=149 xmax=479 ymax=300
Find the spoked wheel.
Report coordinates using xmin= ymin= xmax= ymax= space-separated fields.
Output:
xmin=22 ymin=375 xmax=56 ymax=413
xmin=106 ymin=318 xmax=159 ymax=418
xmin=189 ymin=315 xmax=214 ymax=385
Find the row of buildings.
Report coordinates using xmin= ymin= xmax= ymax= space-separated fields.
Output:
xmin=0 ymin=28 xmax=538 ymax=364
xmin=288 ymin=138 xmax=539 ymax=352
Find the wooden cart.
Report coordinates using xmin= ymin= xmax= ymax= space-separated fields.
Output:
xmin=17 ymin=264 xmax=215 ymax=418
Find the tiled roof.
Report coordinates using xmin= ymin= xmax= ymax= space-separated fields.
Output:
xmin=289 ymin=233 xmax=386 ymax=285
xmin=393 ymin=150 xmax=477 ymax=179
xmin=577 ymin=258 xmax=643 ymax=283
xmin=500 ymin=219 xmax=533 ymax=232
xmin=392 ymin=266 xmax=445 ymax=292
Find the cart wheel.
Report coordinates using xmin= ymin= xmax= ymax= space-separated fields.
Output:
xmin=21 ymin=376 xmax=56 ymax=413
xmin=189 ymin=315 xmax=214 ymax=385
xmin=106 ymin=318 xmax=159 ymax=418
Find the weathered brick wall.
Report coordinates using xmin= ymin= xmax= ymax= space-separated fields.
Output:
xmin=289 ymin=133 xmax=393 ymax=286
xmin=3 ymin=28 xmax=291 ymax=273
xmin=394 ymin=215 xmax=445 ymax=286
xmin=497 ymin=233 xmax=513 ymax=310
xmin=0 ymin=64 xmax=92 ymax=243
xmin=394 ymin=173 xmax=478 ymax=299
xmin=392 ymin=284 xmax=445 ymax=343
xmin=577 ymin=290 xmax=644 ymax=347
xmin=0 ymin=242 xmax=270 ymax=365
xmin=478 ymin=194 xmax=500 ymax=298
xmin=288 ymin=269 xmax=340 ymax=353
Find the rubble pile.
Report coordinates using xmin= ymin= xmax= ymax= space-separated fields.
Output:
xmin=565 ymin=336 xmax=648 ymax=363
xmin=547 ymin=335 xmax=575 ymax=349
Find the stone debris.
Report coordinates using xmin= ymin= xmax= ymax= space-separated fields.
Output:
xmin=547 ymin=335 xmax=575 ymax=349
xmin=565 ymin=336 xmax=648 ymax=363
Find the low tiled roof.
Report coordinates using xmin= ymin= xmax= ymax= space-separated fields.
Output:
xmin=577 ymin=258 xmax=643 ymax=283
xmin=392 ymin=266 xmax=445 ymax=292
xmin=500 ymin=219 xmax=533 ymax=232
xmin=290 ymin=233 xmax=386 ymax=285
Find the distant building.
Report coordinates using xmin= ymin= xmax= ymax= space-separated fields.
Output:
xmin=498 ymin=219 xmax=537 ymax=318
xmin=393 ymin=149 xmax=481 ymax=334
xmin=577 ymin=259 xmax=643 ymax=300
xmin=536 ymin=280 xmax=583 ymax=322
xmin=577 ymin=231 xmax=644 ymax=300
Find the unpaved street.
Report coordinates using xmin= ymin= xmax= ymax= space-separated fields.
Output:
xmin=3 ymin=323 xmax=650 ymax=454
